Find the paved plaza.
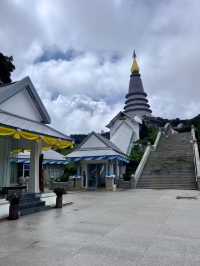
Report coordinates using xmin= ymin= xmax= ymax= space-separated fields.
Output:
xmin=1 ymin=189 xmax=200 ymax=265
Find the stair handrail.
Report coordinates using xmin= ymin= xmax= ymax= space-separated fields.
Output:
xmin=134 ymin=142 xmax=152 ymax=184
xmin=133 ymin=127 xmax=162 ymax=185
xmin=152 ymin=129 xmax=162 ymax=151
xmin=164 ymin=122 xmax=171 ymax=130
xmin=191 ymin=125 xmax=200 ymax=185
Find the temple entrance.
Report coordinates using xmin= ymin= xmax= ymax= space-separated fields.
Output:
xmin=87 ymin=163 xmax=106 ymax=189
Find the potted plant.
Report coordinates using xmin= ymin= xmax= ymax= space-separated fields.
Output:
xmin=53 ymin=187 xmax=66 ymax=208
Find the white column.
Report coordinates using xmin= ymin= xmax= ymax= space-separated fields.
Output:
xmin=0 ymin=138 xmax=11 ymax=187
xmin=29 ymin=141 xmax=41 ymax=193
xmin=116 ymin=161 xmax=120 ymax=179
xmin=77 ymin=164 xmax=81 ymax=176
xmin=110 ymin=161 xmax=114 ymax=175
xmin=84 ymin=163 xmax=88 ymax=189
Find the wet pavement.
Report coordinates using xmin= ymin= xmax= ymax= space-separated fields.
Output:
xmin=1 ymin=189 xmax=200 ymax=265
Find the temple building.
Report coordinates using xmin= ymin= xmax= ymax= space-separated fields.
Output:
xmin=66 ymin=52 xmax=151 ymax=190
xmin=124 ymin=51 xmax=152 ymax=118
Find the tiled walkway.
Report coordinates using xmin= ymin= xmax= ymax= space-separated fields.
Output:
xmin=0 ymin=189 xmax=200 ymax=265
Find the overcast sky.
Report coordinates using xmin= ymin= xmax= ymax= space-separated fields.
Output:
xmin=1 ymin=0 xmax=200 ymax=134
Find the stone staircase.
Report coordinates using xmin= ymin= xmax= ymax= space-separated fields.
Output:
xmin=137 ymin=131 xmax=197 ymax=190
xmin=19 ymin=192 xmax=50 ymax=216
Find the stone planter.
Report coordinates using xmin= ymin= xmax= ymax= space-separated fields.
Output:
xmin=56 ymin=195 xmax=63 ymax=208
xmin=8 ymin=194 xmax=20 ymax=220
xmin=53 ymin=188 xmax=66 ymax=208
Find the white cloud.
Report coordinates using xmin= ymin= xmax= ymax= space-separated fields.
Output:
xmin=44 ymin=94 xmax=122 ymax=134
xmin=1 ymin=0 xmax=200 ymax=134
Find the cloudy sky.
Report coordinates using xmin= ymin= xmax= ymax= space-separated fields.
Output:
xmin=1 ymin=0 xmax=200 ymax=134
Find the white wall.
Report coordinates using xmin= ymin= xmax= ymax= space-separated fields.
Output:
xmin=67 ymin=133 xmax=122 ymax=158
xmin=110 ymin=117 xmax=139 ymax=140
xmin=81 ymin=134 xmax=106 ymax=148
xmin=67 ymin=148 xmax=120 ymax=158
xmin=111 ymin=122 xmax=133 ymax=154
xmin=109 ymin=119 xmax=121 ymax=138
xmin=0 ymin=89 xmax=42 ymax=122
xmin=110 ymin=118 xmax=140 ymax=155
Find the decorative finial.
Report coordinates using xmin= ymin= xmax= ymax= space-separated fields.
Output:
xmin=131 ymin=50 xmax=140 ymax=74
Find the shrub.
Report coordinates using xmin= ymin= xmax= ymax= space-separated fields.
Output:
xmin=55 ymin=164 xmax=77 ymax=182
xmin=53 ymin=187 xmax=66 ymax=196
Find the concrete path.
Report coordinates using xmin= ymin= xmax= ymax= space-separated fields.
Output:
xmin=0 ymin=189 xmax=200 ymax=265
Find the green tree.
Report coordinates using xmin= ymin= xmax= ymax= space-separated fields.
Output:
xmin=0 ymin=52 xmax=15 ymax=84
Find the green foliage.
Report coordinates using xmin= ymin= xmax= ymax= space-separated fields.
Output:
xmin=146 ymin=127 xmax=158 ymax=145
xmin=122 ymin=144 xmax=144 ymax=181
xmin=0 ymin=52 xmax=15 ymax=83
xmin=53 ymin=187 xmax=66 ymax=196
xmin=129 ymin=143 xmax=144 ymax=163
xmin=139 ymin=123 xmax=158 ymax=145
xmin=56 ymin=145 xmax=75 ymax=156
xmin=55 ymin=163 xmax=77 ymax=182
xmin=123 ymin=125 xmax=158 ymax=181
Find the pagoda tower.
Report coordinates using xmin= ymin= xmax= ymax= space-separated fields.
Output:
xmin=124 ymin=51 xmax=152 ymax=118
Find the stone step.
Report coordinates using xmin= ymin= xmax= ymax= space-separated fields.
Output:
xmin=141 ymin=174 xmax=195 ymax=178
xmin=156 ymin=150 xmax=192 ymax=154
xmin=20 ymin=205 xmax=51 ymax=216
xmin=19 ymin=201 xmax=45 ymax=210
xmin=146 ymin=161 xmax=193 ymax=165
xmin=138 ymin=177 xmax=196 ymax=181
xmin=136 ymin=131 xmax=196 ymax=190
xmin=139 ymin=177 xmax=195 ymax=181
xmin=19 ymin=192 xmax=47 ymax=216
xmin=137 ymin=181 xmax=196 ymax=185
xmin=143 ymin=166 xmax=194 ymax=171
xmin=137 ymin=184 xmax=197 ymax=189
xmin=151 ymin=150 xmax=193 ymax=154
xmin=145 ymin=159 xmax=194 ymax=163
xmin=137 ymin=186 xmax=197 ymax=190
xmin=20 ymin=192 xmax=41 ymax=200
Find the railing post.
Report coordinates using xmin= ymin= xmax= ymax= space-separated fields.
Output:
xmin=191 ymin=125 xmax=200 ymax=189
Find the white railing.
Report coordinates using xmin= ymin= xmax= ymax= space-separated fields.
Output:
xmin=191 ymin=125 xmax=200 ymax=185
xmin=164 ymin=122 xmax=170 ymax=130
xmin=134 ymin=127 xmax=162 ymax=185
xmin=134 ymin=143 xmax=151 ymax=184
xmin=152 ymin=129 xmax=162 ymax=151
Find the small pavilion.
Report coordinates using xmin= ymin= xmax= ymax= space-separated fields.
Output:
xmin=0 ymin=76 xmax=73 ymax=194
xmin=66 ymin=132 xmax=129 ymax=189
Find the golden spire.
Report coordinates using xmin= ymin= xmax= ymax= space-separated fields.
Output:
xmin=131 ymin=50 xmax=140 ymax=74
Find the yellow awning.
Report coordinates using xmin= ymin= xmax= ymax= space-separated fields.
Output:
xmin=0 ymin=126 xmax=73 ymax=150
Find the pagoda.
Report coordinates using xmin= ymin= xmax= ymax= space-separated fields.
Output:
xmin=124 ymin=51 xmax=152 ymax=118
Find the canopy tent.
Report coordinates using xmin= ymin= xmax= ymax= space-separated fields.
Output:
xmin=66 ymin=155 xmax=129 ymax=163
xmin=11 ymin=158 xmax=69 ymax=165
xmin=0 ymin=126 xmax=72 ymax=150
